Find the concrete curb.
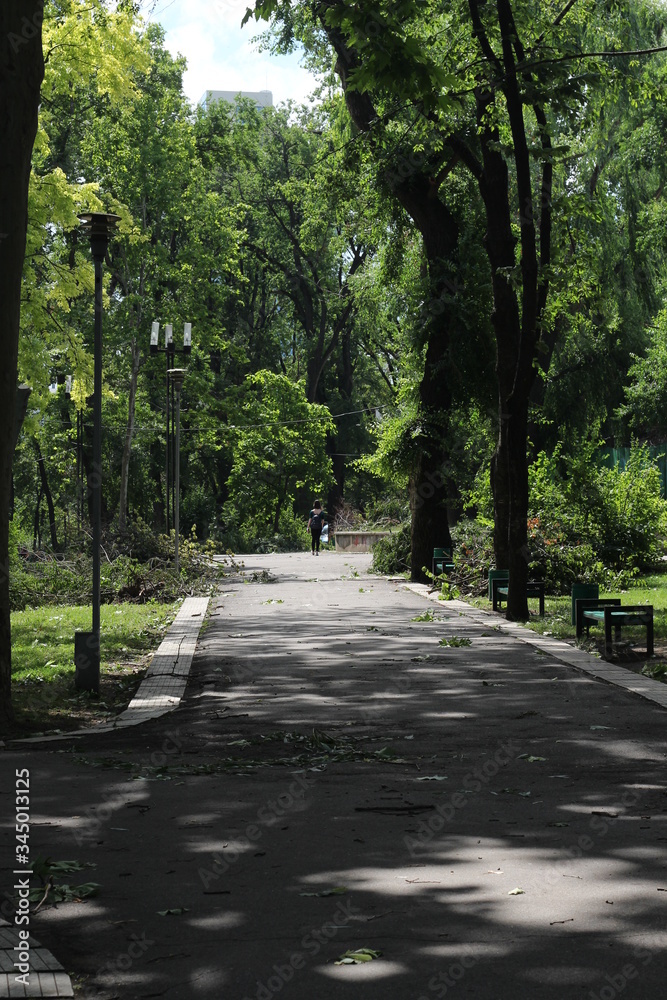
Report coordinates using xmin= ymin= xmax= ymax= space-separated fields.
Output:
xmin=404 ymin=583 xmax=667 ymax=711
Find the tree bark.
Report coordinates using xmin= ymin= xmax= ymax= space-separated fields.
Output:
xmin=323 ymin=18 xmax=460 ymax=581
xmin=33 ymin=438 xmax=58 ymax=550
xmin=118 ymin=337 xmax=142 ymax=532
xmin=0 ymin=1 xmax=44 ymax=727
xmin=469 ymin=0 xmax=553 ymax=619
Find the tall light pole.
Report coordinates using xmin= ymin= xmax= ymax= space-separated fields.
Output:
xmin=75 ymin=212 xmax=120 ymax=693
xmin=167 ymin=369 xmax=186 ymax=573
xmin=150 ymin=322 xmax=191 ymax=531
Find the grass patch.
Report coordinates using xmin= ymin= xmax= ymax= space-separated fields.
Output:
xmin=6 ymin=601 xmax=178 ymax=738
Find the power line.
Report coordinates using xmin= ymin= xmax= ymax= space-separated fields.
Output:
xmin=37 ymin=404 xmax=393 ymax=435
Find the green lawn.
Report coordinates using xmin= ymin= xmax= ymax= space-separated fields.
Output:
xmin=7 ymin=602 xmax=178 ymax=737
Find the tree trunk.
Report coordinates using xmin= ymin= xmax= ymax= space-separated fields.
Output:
xmin=409 ymin=250 xmax=457 ymax=580
xmin=0 ymin=1 xmax=44 ymax=727
xmin=327 ymin=327 xmax=354 ymax=516
xmin=33 ymin=438 xmax=58 ymax=550
xmin=118 ymin=338 xmax=142 ymax=532
xmin=317 ymin=21 xmax=461 ymax=582
xmin=470 ymin=0 xmax=552 ymax=620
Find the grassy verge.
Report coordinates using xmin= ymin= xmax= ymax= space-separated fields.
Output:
xmin=466 ymin=573 xmax=667 ymax=680
xmin=6 ymin=601 xmax=179 ymax=739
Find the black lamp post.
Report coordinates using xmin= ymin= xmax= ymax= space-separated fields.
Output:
xmin=150 ymin=322 xmax=191 ymax=531
xmin=75 ymin=212 xmax=120 ymax=693
xmin=167 ymin=368 xmax=186 ymax=573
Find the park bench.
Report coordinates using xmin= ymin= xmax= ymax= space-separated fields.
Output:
xmin=432 ymin=547 xmax=455 ymax=576
xmin=574 ymin=598 xmax=654 ymax=660
xmin=491 ymin=575 xmax=545 ymax=615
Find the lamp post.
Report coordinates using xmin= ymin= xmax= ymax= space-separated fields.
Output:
xmin=167 ymin=369 xmax=186 ymax=574
xmin=150 ymin=323 xmax=191 ymax=531
xmin=75 ymin=212 xmax=120 ymax=693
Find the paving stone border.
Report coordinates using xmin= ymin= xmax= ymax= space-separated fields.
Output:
xmin=0 ymin=920 xmax=73 ymax=998
xmin=405 ymin=583 xmax=667 ymax=711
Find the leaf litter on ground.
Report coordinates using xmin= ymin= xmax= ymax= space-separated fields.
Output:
xmin=335 ymin=948 xmax=382 ymax=965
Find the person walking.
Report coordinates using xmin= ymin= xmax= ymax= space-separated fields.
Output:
xmin=307 ymin=501 xmax=326 ymax=555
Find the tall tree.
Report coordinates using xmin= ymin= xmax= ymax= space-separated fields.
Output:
xmin=0 ymin=1 xmax=44 ymax=727
xmin=246 ymin=0 xmax=667 ymax=614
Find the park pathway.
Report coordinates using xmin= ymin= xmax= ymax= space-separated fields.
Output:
xmin=1 ymin=551 xmax=666 ymax=999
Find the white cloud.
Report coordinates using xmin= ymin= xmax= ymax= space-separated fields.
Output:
xmin=144 ymin=0 xmax=319 ymax=107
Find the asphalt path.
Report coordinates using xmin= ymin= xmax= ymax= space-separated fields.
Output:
xmin=1 ymin=551 xmax=666 ymax=1000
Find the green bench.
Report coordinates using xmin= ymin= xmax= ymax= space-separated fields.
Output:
xmin=574 ymin=598 xmax=654 ymax=660
xmin=491 ymin=575 xmax=545 ymax=615
xmin=432 ymin=547 xmax=455 ymax=576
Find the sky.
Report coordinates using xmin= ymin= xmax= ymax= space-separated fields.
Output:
xmin=143 ymin=0 xmax=319 ymax=108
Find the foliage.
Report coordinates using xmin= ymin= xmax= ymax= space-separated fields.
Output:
xmin=371 ymin=523 xmax=411 ymax=576
xmin=217 ymin=507 xmax=310 ymax=554
xmin=619 ymin=309 xmax=667 ymax=438
xmin=526 ymin=441 xmax=667 ymax=591
xmin=9 ymin=530 xmax=230 ymax=612
xmin=224 ymin=370 xmax=334 ymax=537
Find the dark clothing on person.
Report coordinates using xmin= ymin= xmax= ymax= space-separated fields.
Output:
xmin=309 ymin=508 xmax=325 ymax=554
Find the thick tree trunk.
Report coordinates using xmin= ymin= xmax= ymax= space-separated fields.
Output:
xmin=0 ymin=1 xmax=44 ymax=728
xmin=476 ymin=113 xmax=524 ymax=603
xmin=471 ymin=0 xmax=552 ymax=620
xmin=118 ymin=338 xmax=142 ymax=532
xmin=408 ymin=247 xmax=457 ymax=580
xmin=320 ymin=22 xmax=460 ymax=583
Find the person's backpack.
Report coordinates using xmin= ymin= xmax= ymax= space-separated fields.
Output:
xmin=311 ymin=510 xmax=322 ymax=530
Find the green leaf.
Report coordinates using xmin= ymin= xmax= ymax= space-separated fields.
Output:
xmin=335 ymin=948 xmax=382 ymax=965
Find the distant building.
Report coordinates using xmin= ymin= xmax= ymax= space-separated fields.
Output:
xmin=199 ymin=90 xmax=273 ymax=111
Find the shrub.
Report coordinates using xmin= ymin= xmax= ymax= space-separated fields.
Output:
xmin=526 ymin=441 xmax=667 ymax=591
xmin=449 ymin=518 xmax=495 ymax=595
xmin=372 ymin=523 xmax=411 ymax=575
xmin=215 ymin=507 xmax=309 ymax=553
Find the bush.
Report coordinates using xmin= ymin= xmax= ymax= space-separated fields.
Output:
xmin=215 ymin=507 xmax=309 ymax=553
xmin=372 ymin=523 xmax=411 ymax=575
xmin=9 ymin=529 xmax=232 ymax=611
xmin=526 ymin=441 xmax=667 ymax=592
xmin=449 ymin=518 xmax=495 ymax=595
